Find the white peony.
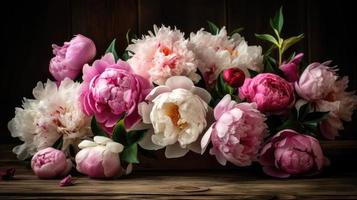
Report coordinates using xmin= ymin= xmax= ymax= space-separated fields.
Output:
xmin=189 ymin=27 xmax=263 ymax=85
xmin=8 ymin=78 xmax=92 ymax=160
xmin=137 ymin=76 xmax=211 ymax=158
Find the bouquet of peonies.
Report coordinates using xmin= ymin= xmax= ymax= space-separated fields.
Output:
xmin=8 ymin=8 xmax=357 ymax=180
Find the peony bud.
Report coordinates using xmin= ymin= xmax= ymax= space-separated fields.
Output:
xmin=222 ymin=67 xmax=246 ymax=88
xmin=31 ymin=147 xmax=72 ymax=179
xmin=49 ymin=34 xmax=96 ymax=81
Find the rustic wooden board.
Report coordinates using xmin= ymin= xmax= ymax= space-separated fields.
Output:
xmin=0 ymin=165 xmax=357 ymax=199
xmin=1 ymin=142 xmax=357 ymax=199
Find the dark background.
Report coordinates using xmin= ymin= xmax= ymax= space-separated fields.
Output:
xmin=1 ymin=0 xmax=356 ymax=145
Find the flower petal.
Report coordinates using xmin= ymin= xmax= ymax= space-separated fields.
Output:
xmin=165 ymin=76 xmax=194 ymax=90
xmin=94 ymin=136 xmax=112 ymax=145
xmin=78 ymin=140 xmax=97 ymax=149
xmin=138 ymin=129 xmax=163 ymax=150
xmin=164 ymin=143 xmax=189 ymax=158
xmin=106 ymin=141 xmax=124 ymax=153
xmin=201 ymin=125 xmax=213 ymax=154
xmin=191 ymin=87 xmax=211 ymax=103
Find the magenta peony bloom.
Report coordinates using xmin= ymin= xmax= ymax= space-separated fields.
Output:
xmin=222 ymin=67 xmax=246 ymax=88
xmin=201 ymin=95 xmax=267 ymax=166
xmin=75 ymin=136 xmax=125 ymax=179
xmin=295 ymin=61 xmax=337 ymax=101
xmin=295 ymin=61 xmax=357 ymax=139
xmin=239 ymin=73 xmax=294 ymax=113
xmin=49 ymin=34 xmax=96 ymax=81
xmin=80 ymin=53 xmax=152 ymax=134
xmin=259 ymin=129 xmax=326 ymax=178
xmin=279 ymin=53 xmax=303 ymax=82
xmin=31 ymin=147 xmax=72 ymax=179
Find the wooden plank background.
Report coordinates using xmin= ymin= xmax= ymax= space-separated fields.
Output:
xmin=1 ymin=0 xmax=356 ymax=146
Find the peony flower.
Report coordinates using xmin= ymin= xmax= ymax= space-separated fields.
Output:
xmin=127 ymin=25 xmax=200 ymax=85
xmin=239 ymin=73 xmax=294 ymax=113
xmin=259 ymin=129 xmax=327 ymax=178
xmin=8 ymin=78 xmax=92 ymax=160
xmin=222 ymin=67 xmax=246 ymax=88
xmin=31 ymin=147 xmax=72 ymax=179
xmin=295 ymin=61 xmax=338 ymax=101
xmin=279 ymin=53 xmax=303 ymax=82
xmin=138 ymin=76 xmax=211 ymax=158
xmin=315 ymin=77 xmax=357 ymax=139
xmin=75 ymin=136 xmax=128 ymax=178
xmin=80 ymin=53 xmax=152 ymax=134
xmin=190 ymin=27 xmax=263 ymax=85
xmin=201 ymin=95 xmax=267 ymax=166
xmin=49 ymin=34 xmax=96 ymax=81
xmin=295 ymin=61 xmax=357 ymax=139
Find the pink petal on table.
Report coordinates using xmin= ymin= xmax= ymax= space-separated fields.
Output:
xmin=59 ymin=175 xmax=74 ymax=187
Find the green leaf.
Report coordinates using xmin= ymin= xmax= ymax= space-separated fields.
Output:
xmin=248 ymin=69 xmax=259 ymax=77
xmin=112 ymin=119 xmax=127 ymax=145
xmin=91 ymin=117 xmax=108 ymax=137
xmin=121 ymin=143 xmax=139 ymax=163
xmin=105 ymin=39 xmax=119 ymax=61
xmin=287 ymin=52 xmax=296 ymax=62
xmin=298 ymin=102 xmax=311 ymax=121
xmin=122 ymin=50 xmax=131 ymax=61
xmin=255 ymin=34 xmax=279 ymax=47
xmin=270 ymin=6 xmax=284 ymax=34
xmin=303 ymin=111 xmax=330 ymax=123
xmin=125 ymin=29 xmax=131 ymax=45
xmin=126 ymin=130 xmax=146 ymax=145
xmin=281 ymin=34 xmax=304 ymax=53
xmin=230 ymin=27 xmax=244 ymax=36
xmin=52 ymin=136 xmax=63 ymax=150
xmin=207 ymin=21 xmax=219 ymax=35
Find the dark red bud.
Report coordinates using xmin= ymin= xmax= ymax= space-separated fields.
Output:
xmin=223 ymin=67 xmax=246 ymax=88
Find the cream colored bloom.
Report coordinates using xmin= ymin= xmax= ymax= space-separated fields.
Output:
xmin=8 ymin=78 xmax=92 ymax=160
xmin=138 ymin=76 xmax=211 ymax=158
xmin=190 ymin=27 xmax=263 ymax=85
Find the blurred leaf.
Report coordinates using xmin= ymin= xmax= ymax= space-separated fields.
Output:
xmin=121 ymin=143 xmax=139 ymax=164
xmin=207 ymin=21 xmax=220 ymax=35
xmin=281 ymin=34 xmax=304 ymax=53
xmin=52 ymin=136 xmax=63 ymax=150
xmin=126 ymin=130 xmax=146 ymax=145
xmin=248 ymin=69 xmax=259 ymax=77
xmin=270 ymin=6 xmax=284 ymax=34
xmin=298 ymin=102 xmax=310 ymax=121
xmin=91 ymin=117 xmax=107 ymax=137
xmin=255 ymin=33 xmax=279 ymax=47
xmin=230 ymin=27 xmax=244 ymax=36
xmin=105 ymin=39 xmax=119 ymax=61
xmin=112 ymin=119 xmax=127 ymax=145
xmin=303 ymin=111 xmax=330 ymax=123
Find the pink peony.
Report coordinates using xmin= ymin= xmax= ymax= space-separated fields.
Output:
xmin=295 ymin=61 xmax=357 ymax=139
xmin=80 ymin=53 xmax=152 ymax=134
xmin=239 ymin=73 xmax=294 ymax=113
xmin=201 ymin=95 xmax=267 ymax=166
xmin=279 ymin=53 xmax=303 ymax=82
xmin=31 ymin=147 xmax=72 ymax=179
xmin=50 ymin=35 xmax=96 ymax=81
xmin=315 ymin=77 xmax=357 ymax=139
xmin=75 ymin=136 xmax=125 ymax=179
xmin=127 ymin=25 xmax=200 ymax=85
xmin=295 ymin=61 xmax=337 ymax=101
xmin=259 ymin=129 xmax=326 ymax=178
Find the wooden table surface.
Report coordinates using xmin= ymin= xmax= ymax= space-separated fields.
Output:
xmin=1 ymin=142 xmax=357 ymax=199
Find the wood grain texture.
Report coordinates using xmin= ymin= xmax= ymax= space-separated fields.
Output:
xmin=0 ymin=164 xmax=357 ymax=199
